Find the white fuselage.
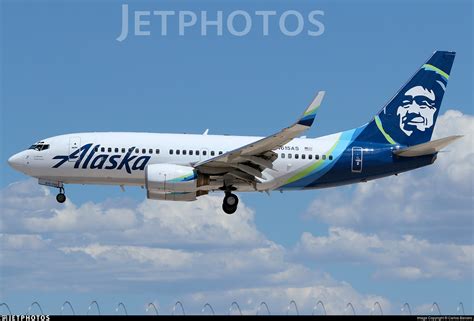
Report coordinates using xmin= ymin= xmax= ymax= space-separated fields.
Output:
xmin=10 ymin=132 xmax=342 ymax=192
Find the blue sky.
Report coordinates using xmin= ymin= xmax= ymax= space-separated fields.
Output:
xmin=1 ymin=0 xmax=473 ymax=315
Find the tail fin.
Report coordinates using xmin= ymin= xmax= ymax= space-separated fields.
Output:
xmin=357 ymin=51 xmax=456 ymax=146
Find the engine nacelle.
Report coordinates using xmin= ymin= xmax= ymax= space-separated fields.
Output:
xmin=145 ymin=164 xmax=209 ymax=193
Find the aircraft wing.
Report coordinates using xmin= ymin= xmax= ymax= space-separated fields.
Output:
xmin=194 ymin=91 xmax=325 ymax=185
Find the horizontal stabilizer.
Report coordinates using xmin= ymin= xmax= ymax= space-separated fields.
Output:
xmin=394 ymin=135 xmax=462 ymax=157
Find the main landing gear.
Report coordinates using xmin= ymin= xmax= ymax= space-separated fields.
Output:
xmin=222 ymin=192 xmax=239 ymax=215
xmin=56 ymin=186 xmax=66 ymax=203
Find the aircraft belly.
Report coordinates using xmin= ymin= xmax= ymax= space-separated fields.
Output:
xmin=303 ymin=152 xmax=434 ymax=189
xmin=37 ymin=163 xmax=146 ymax=186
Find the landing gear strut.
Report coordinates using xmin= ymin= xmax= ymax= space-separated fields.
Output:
xmin=222 ymin=192 xmax=239 ymax=214
xmin=56 ymin=186 xmax=66 ymax=203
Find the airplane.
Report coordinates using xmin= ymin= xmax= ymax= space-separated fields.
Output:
xmin=8 ymin=51 xmax=461 ymax=214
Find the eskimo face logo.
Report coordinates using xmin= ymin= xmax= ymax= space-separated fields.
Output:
xmin=396 ymin=86 xmax=437 ymax=136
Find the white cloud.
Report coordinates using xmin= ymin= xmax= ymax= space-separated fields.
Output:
xmin=305 ymin=110 xmax=474 ymax=243
xmin=432 ymin=110 xmax=474 ymax=191
xmin=23 ymin=202 xmax=139 ymax=233
xmin=0 ymin=177 xmax=397 ymax=314
xmin=0 ymin=234 xmax=49 ymax=250
xmin=0 ymin=179 xmax=58 ymax=233
xmin=182 ymin=282 xmax=390 ymax=315
xmin=1 ymin=179 xmax=266 ymax=248
xmin=294 ymin=228 xmax=474 ymax=280
xmin=120 ymin=196 xmax=266 ymax=247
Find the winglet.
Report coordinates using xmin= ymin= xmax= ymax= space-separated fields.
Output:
xmin=297 ymin=91 xmax=326 ymax=127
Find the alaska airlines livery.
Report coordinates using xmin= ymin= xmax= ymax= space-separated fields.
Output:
xmin=8 ymin=51 xmax=461 ymax=214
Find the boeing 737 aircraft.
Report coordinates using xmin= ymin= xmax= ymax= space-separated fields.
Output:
xmin=8 ymin=51 xmax=461 ymax=214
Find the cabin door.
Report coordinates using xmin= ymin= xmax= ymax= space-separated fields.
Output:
xmin=68 ymin=137 xmax=81 ymax=162
xmin=351 ymin=147 xmax=363 ymax=173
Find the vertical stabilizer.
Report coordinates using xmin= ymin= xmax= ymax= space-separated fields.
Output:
xmin=357 ymin=51 xmax=455 ymax=146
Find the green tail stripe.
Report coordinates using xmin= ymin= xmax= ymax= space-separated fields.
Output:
xmin=285 ymin=137 xmax=340 ymax=184
xmin=423 ymin=64 xmax=450 ymax=79
xmin=374 ymin=116 xmax=397 ymax=145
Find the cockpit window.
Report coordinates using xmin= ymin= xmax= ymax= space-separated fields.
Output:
xmin=28 ymin=143 xmax=50 ymax=151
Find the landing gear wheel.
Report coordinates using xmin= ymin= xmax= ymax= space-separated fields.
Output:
xmin=56 ymin=193 xmax=66 ymax=203
xmin=222 ymin=202 xmax=237 ymax=215
xmin=222 ymin=193 xmax=238 ymax=214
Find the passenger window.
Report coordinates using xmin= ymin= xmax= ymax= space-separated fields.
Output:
xmin=288 ymin=154 xmax=292 ymax=159
xmin=309 ymin=154 xmax=313 ymax=160
xmin=115 ymin=148 xmax=119 ymax=153
xmin=108 ymin=147 xmax=112 ymax=152
xmin=203 ymin=151 xmax=207 ymax=156
xmin=281 ymin=153 xmax=285 ymax=159
xmin=302 ymin=154 xmax=306 ymax=160
xmin=122 ymin=148 xmax=126 ymax=153
xmin=141 ymin=148 xmax=145 ymax=154
xmin=295 ymin=154 xmax=299 ymax=159
xmin=156 ymin=149 xmax=160 ymax=154
xmin=149 ymin=149 xmax=153 ymax=154
xmin=176 ymin=150 xmax=180 ymax=155
xmin=169 ymin=149 xmax=173 ymax=155
xmin=315 ymin=155 xmax=319 ymax=160
xmin=94 ymin=146 xmax=99 ymax=152
xmin=101 ymin=147 xmax=105 ymax=152
xmin=196 ymin=150 xmax=200 ymax=156
xmin=135 ymin=148 xmax=139 ymax=153
xmin=219 ymin=151 xmax=223 ymax=155
xmin=189 ymin=150 xmax=193 ymax=155
xmin=329 ymin=155 xmax=333 ymax=160
xmin=211 ymin=151 xmax=215 ymax=156
xmin=183 ymin=150 xmax=187 ymax=155
xmin=322 ymin=155 xmax=326 ymax=160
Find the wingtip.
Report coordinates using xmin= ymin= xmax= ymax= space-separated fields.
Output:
xmin=298 ymin=90 xmax=326 ymax=127
xmin=305 ymin=91 xmax=326 ymax=114
xmin=312 ymin=90 xmax=326 ymax=104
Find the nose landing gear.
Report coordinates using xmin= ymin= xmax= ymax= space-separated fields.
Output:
xmin=222 ymin=192 xmax=239 ymax=214
xmin=56 ymin=186 xmax=66 ymax=203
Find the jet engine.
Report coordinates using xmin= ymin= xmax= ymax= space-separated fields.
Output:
xmin=145 ymin=164 xmax=209 ymax=194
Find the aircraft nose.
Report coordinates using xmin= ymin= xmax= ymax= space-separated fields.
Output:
xmin=8 ymin=153 xmax=25 ymax=171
